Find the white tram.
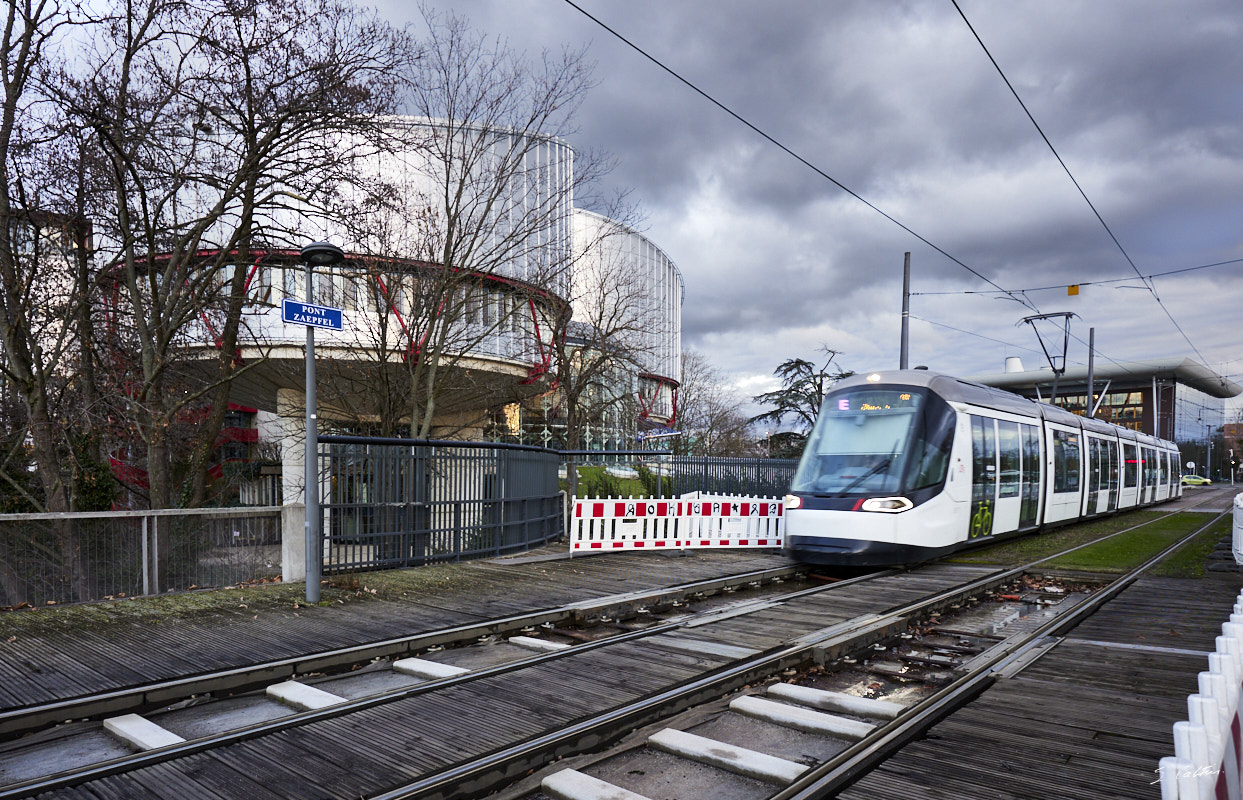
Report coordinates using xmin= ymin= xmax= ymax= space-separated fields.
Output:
xmin=784 ymin=370 xmax=1181 ymax=566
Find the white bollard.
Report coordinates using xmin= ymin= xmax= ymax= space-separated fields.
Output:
xmin=1158 ymin=756 xmax=1188 ymax=800
xmin=1209 ymin=656 xmax=1239 ymax=706
xmin=1194 ymin=693 xmax=1230 ymax=800
xmin=1175 ymin=719 xmax=1210 ymax=767
xmin=1217 ymin=635 xmax=1243 ymax=665
xmin=1190 ymin=694 xmax=1223 ymax=759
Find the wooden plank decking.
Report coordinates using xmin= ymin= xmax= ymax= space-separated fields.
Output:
xmin=840 ymin=574 xmax=1243 ymax=799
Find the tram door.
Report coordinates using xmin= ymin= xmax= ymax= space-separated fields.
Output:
xmin=970 ymin=416 xmax=996 ymax=538
xmin=1019 ymin=423 xmax=1042 ymax=529
xmin=1085 ymin=438 xmax=1101 ymax=515
xmin=970 ymin=416 xmax=1025 ymax=538
xmin=1139 ymin=447 xmax=1152 ymax=504
xmin=1084 ymin=437 xmax=1118 ymax=516
xmin=1045 ymin=427 xmax=1083 ymax=524
xmin=1106 ymin=440 xmax=1119 ymax=511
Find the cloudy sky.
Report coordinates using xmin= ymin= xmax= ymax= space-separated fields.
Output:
xmin=380 ymin=0 xmax=1243 ymax=409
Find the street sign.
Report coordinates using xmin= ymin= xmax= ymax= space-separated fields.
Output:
xmin=282 ymin=298 xmax=344 ymax=330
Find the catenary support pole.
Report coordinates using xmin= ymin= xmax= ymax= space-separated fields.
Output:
xmin=900 ymin=252 xmax=910 ymax=370
xmin=1086 ymin=327 xmax=1094 ymax=418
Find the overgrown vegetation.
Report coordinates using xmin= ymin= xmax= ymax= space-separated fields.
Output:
xmin=571 ymin=466 xmax=643 ymax=498
xmin=636 ymin=464 xmax=672 ymax=497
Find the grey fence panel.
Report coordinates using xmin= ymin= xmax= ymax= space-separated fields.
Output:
xmin=0 ymin=507 xmax=282 ymax=608
xmin=669 ymin=457 xmax=799 ymax=497
xmin=560 ymin=451 xmax=798 ymax=499
xmin=320 ymin=436 xmax=563 ymax=573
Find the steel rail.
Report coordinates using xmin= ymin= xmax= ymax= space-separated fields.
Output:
xmin=0 ymin=565 xmax=888 ymax=799
xmin=367 ymin=505 xmax=1224 ymax=800
xmin=1 ymin=503 xmax=1211 ymax=799
xmin=0 ymin=563 xmax=811 ymax=739
xmin=771 ymin=508 xmax=1231 ymax=800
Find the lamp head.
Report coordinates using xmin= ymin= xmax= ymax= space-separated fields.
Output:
xmin=300 ymin=241 xmax=344 ymax=266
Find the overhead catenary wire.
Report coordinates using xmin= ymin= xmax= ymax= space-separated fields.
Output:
xmin=908 ymin=314 xmax=1045 ymax=357
xmin=560 ymin=0 xmax=1036 ymax=311
xmin=951 ymin=0 xmax=1215 ymax=369
xmin=566 ymin=0 xmax=1229 ymax=383
xmin=911 ymin=256 xmax=1243 ymax=297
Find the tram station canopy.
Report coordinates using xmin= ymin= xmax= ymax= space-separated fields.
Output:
xmin=968 ymin=356 xmax=1240 ymax=441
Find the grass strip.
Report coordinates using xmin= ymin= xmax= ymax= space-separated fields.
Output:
xmin=952 ymin=508 xmax=1227 ymax=576
xmin=1037 ymin=513 xmax=1210 ymax=573
xmin=949 ymin=510 xmax=1168 ymax=568
xmin=1149 ymin=516 xmax=1234 ymax=579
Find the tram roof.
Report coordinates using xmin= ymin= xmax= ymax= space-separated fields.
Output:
xmin=832 ymin=369 xmax=1176 ymax=446
xmin=834 ymin=369 xmax=1043 ymax=417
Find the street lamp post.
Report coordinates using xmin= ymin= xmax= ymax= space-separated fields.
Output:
xmin=1207 ymin=427 xmax=1213 ymax=481
xmin=300 ymin=241 xmax=344 ymax=604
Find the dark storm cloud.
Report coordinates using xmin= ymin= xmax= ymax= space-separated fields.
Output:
xmin=384 ymin=0 xmax=1243 ymax=394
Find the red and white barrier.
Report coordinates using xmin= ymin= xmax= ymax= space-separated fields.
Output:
xmin=1159 ymin=584 xmax=1243 ymax=799
xmin=569 ymin=493 xmax=783 ymax=553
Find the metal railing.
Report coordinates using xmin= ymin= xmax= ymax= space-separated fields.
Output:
xmin=0 ymin=448 xmax=794 ymax=608
xmin=318 ymin=435 xmax=563 ymax=572
xmin=0 ymin=507 xmax=282 ymax=608
xmin=561 ymin=451 xmax=798 ymax=498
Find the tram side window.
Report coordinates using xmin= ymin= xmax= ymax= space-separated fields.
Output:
xmin=1123 ymin=444 xmax=1138 ymax=488
xmin=971 ymin=415 xmax=996 ymax=494
xmin=997 ymin=421 xmax=1020 ymax=498
xmin=1020 ymin=424 xmax=1041 ymax=487
xmin=1052 ymin=429 xmax=1080 ymax=493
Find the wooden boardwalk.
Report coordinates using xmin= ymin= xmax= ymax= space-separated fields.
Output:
xmin=840 ymin=573 xmax=1243 ymax=799
xmin=0 ymin=548 xmax=796 ymax=710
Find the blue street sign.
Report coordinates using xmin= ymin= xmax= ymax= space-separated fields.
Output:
xmin=282 ymin=298 xmax=344 ymax=330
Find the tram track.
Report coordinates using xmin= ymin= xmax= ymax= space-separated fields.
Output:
xmin=0 ymin=501 xmax=1223 ymax=798
xmin=515 ymin=507 xmax=1230 ymax=800
xmin=0 ymin=563 xmax=813 ymax=740
xmin=769 ymin=508 xmax=1229 ymax=800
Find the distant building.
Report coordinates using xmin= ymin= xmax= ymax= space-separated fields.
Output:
xmin=970 ymin=356 xmax=1241 ymax=475
xmin=174 ymin=118 xmax=682 ymax=503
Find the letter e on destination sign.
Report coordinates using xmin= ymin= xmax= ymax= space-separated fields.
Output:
xmin=282 ymin=299 xmax=344 ymax=330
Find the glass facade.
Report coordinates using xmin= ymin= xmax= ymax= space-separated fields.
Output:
xmin=1043 ymin=383 xmax=1225 ymax=476
xmin=1174 ymin=384 xmax=1226 ymax=475
xmin=1050 ymin=391 xmax=1145 ymax=431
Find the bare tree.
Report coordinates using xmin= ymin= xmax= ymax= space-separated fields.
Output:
xmin=368 ymin=8 xmax=606 ymax=439
xmin=675 ymin=351 xmax=757 ymax=457
xmin=177 ymin=0 xmax=415 ymax=505
xmin=59 ymin=0 xmax=413 ymax=507
xmin=0 ymin=0 xmax=98 ymax=601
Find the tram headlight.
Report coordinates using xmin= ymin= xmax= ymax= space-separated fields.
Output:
xmin=859 ymin=496 xmax=913 ymax=513
xmin=783 ymin=494 xmax=803 ymax=510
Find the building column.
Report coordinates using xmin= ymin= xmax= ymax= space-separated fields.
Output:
xmin=277 ymin=388 xmax=307 ymax=583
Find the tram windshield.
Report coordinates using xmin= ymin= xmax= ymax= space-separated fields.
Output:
xmin=790 ymin=386 xmax=954 ymax=497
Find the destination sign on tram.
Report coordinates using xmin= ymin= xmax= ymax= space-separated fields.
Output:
xmin=282 ymin=299 xmax=344 ymax=330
